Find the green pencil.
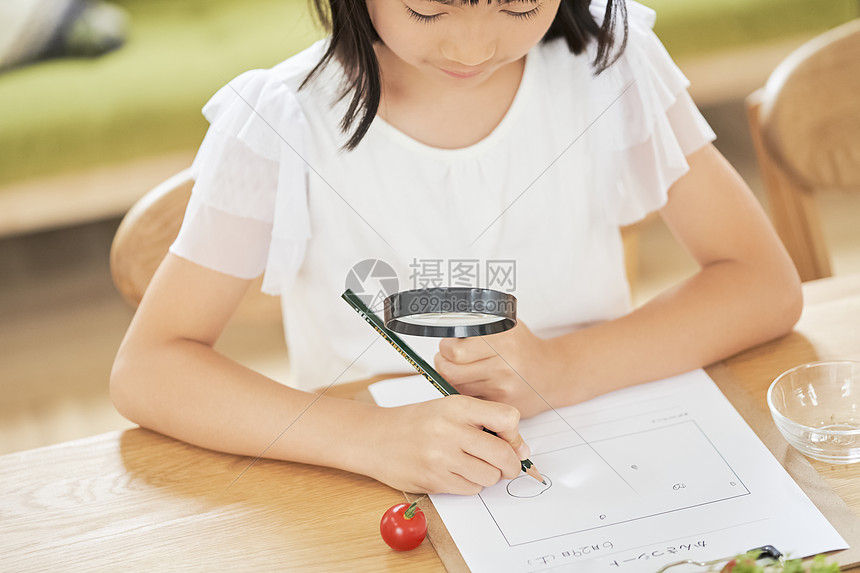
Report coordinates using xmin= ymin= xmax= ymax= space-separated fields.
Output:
xmin=342 ymin=289 xmax=545 ymax=485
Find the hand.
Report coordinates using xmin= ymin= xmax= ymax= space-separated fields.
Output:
xmin=366 ymin=395 xmax=528 ymax=495
xmin=433 ymin=321 xmax=559 ymax=418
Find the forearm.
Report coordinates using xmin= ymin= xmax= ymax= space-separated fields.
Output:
xmin=110 ymin=338 xmax=379 ymax=476
xmin=114 ymin=256 xmax=529 ymax=495
xmin=548 ymin=257 xmax=802 ymax=406
xmin=111 ymin=338 xmax=533 ymax=494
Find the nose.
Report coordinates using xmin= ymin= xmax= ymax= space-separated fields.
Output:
xmin=441 ymin=43 xmax=495 ymax=67
xmin=441 ymin=23 xmax=496 ymax=66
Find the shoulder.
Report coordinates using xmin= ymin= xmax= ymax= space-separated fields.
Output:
xmin=268 ymin=39 xmax=339 ymax=93
xmin=575 ymin=0 xmax=690 ymax=121
xmin=210 ymin=39 xmax=334 ymax=109
xmin=532 ymin=1 xmax=667 ymax=86
xmin=592 ymin=0 xmax=685 ymax=88
xmin=541 ymin=2 xmax=716 ymax=226
xmin=198 ymin=40 xmax=341 ymax=161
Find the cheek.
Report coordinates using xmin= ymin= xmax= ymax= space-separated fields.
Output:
xmin=496 ymin=27 xmax=547 ymax=62
xmin=525 ymin=2 xmax=561 ymax=45
xmin=366 ymin=6 xmax=423 ymax=59
xmin=499 ymin=12 xmax=559 ymax=57
xmin=515 ymin=28 xmax=546 ymax=51
xmin=379 ymin=26 xmax=420 ymax=57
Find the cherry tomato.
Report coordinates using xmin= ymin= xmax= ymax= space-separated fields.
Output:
xmin=380 ymin=501 xmax=427 ymax=551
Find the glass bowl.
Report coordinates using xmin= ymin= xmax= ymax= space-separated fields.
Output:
xmin=768 ymin=360 xmax=860 ymax=464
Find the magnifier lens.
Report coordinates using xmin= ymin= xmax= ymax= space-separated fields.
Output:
xmin=384 ymin=288 xmax=517 ymax=337
xmin=397 ymin=312 xmax=505 ymax=327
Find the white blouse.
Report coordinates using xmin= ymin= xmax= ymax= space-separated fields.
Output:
xmin=170 ymin=1 xmax=716 ymax=390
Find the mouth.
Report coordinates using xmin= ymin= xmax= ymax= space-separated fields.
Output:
xmin=440 ymin=67 xmax=484 ymax=79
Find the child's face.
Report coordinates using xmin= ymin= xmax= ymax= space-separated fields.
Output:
xmin=366 ymin=0 xmax=560 ymax=84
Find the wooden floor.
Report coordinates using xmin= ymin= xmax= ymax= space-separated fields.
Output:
xmin=2 ymin=99 xmax=859 ymax=456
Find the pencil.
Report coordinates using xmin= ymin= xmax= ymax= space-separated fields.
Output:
xmin=342 ymin=289 xmax=545 ymax=485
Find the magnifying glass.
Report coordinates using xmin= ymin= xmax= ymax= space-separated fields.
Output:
xmin=383 ymin=287 xmax=517 ymax=338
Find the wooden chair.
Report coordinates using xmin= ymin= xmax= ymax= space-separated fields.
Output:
xmin=110 ymin=169 xmax=280 ymax=323
xmin=746 ymin=19 xmax=860 ymax=282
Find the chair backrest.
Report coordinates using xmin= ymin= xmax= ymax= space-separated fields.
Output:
xmin=110 ymin=169 xmax=280 ymax=323
xmin=746 ymin=19 xmax=860 ymax=282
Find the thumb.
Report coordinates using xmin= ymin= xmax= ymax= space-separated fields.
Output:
xmin=505 ymin=433 xmax=532 ymax=461
xmin=468 ymin=398 xmax=531 ymax=460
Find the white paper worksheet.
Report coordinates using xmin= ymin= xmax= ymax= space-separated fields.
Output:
xmin=369 ymin=369 xmax=847 ymax=573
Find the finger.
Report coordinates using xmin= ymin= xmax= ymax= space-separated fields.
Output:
xmin=465 ymin=424 xmax=531 ymax=466
xmin=452 ymin=378 xmax=501 ymax=398
xmin=451 ymin=450 xmax=503 ymax=488
xmin=444 ymin=474 xmax=484 ymax=496
xmin=457 ymin=400 xmax=525 ymax=467
xmin=438 ymin=336 xmax=495 ymax=364
xmin=418 ymin=468 xmax=484 ymax=496
xmin=466 ymin=399 xmax=532 ymax=462
xmin=450 ymin=381 xmax=489 ymax=398
xmin=449 ymin=388 xmax=489 ymax=401
xmin=435 ymin=353 xmax=498 ymax=385
xmin=460 ymin=427 xmax=521 ymax=481
xmin=454 ymin=379 xmax=526 ymax=411
xmin=507 ymin=433 xmax=531 ymax=461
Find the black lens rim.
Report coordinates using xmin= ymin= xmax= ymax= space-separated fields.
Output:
xmin=383 ymin=287 xmax=517 ymax=337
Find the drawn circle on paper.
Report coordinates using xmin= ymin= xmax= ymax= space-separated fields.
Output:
xmin=506 ymin=474 xmax=553 ymax=498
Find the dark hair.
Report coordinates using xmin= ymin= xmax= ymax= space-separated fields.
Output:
xmin=303 ymin=0 xmax=628 ymax=150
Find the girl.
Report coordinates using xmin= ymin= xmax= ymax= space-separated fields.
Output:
xmin=111 ymin=0 xmax=802 ymax=495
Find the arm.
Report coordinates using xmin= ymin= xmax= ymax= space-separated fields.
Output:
xmin=111 ymin=253 xmax=528 ymax=494
xmin=434 ymin=144 xmax=803 ymax=417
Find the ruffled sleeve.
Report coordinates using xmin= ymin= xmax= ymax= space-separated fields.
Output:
xmin=169 ymin=68 xmax=311 ymax=295
xmin=588 ymin=0 xmax=716 ymax=226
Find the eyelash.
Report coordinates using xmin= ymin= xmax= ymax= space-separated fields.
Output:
xmin=404 ymin=3 xmax=542 ymax=24
xmin=507 ymin=3 xmax=542 ymax=20
xmin=405 ymin=6 xmax=442 ymax=23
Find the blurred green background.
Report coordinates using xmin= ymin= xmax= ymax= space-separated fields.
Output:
xmin=0 ymin=0 xmax=322 ymax=187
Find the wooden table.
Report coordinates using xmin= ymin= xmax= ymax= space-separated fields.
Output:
xmin=3 ymin=275 xmax=860 ymax=572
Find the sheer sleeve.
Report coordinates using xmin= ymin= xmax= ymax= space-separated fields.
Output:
xmin=169 ymin=67 xmax=311 ymax=295
xmin=588 ymin=0 xmax=717 ymax=226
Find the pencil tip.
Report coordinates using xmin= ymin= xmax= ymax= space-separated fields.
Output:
xmin=524 ymin=464 xmax=545 ymax=485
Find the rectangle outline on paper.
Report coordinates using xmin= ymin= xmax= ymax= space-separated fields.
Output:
xmin=476 ymin=418 xmax=752 ymax=547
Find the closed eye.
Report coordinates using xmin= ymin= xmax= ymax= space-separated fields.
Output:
xmin=405 ymin=5 xmax=444 ymax=23
xmin=504 ymin=3 xmax=542 ymax=20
